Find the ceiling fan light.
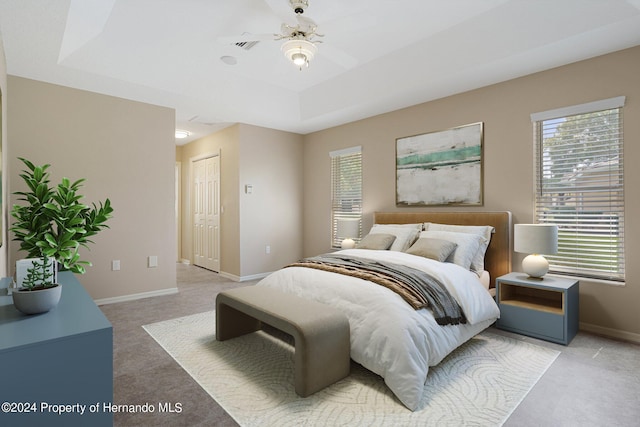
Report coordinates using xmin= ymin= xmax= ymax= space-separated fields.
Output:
xmin=281 ymin=39 xmax=317 ymax=69
xmin=292 ymin=53 xmax=307 ymax=66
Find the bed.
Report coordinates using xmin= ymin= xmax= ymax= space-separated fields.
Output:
xmin=255 ymin=211 xmax=512 ymax=411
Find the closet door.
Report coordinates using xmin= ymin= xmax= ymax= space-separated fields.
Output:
xmin=193 ymin=156 xmax=220 ymax=271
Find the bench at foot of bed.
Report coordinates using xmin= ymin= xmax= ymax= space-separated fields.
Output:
xmin=215 ymin=286 xmax=351 ymax=397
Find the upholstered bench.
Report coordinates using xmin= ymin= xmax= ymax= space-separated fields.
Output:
xmin=216 ymin=286 xmax=351 ymax=397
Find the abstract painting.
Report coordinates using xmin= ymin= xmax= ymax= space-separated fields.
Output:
xmin=396 ymin=122 xmax=483 ymax=206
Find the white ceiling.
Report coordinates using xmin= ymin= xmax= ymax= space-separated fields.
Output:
xmin=1 ymin=0 xmax=640 ymax=145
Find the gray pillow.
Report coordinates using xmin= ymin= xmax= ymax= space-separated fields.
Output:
xmin=417 ymin=230 xmax=484 ymax=270
xmin=405 ymin=238 xmax=458 ymax=262
xmin=356 ymin=233 xmax=397 ymax=250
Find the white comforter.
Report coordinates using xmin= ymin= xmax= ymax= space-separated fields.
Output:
xmin=255 ymin=249 xmax=500 ymax=411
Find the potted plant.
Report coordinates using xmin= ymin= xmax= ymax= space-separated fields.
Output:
xmin=10 ymin=157 xmax=113 ymax=314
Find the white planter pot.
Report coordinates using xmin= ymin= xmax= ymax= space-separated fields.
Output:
xmin=12 ymin=284 xmax=62 ymax=315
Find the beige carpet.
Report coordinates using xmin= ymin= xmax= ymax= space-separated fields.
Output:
xmin=144 ymin=311 xmax=559 ymax=427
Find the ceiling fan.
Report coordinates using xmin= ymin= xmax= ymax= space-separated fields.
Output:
xmin=277 ymin=1 xmax=323 ymax=69
xmin=219 ymin=0 xmax=359 ymax=70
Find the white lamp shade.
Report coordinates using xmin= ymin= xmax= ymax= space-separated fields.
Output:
xmin=336 ymin=218 xmax=359 ymax=249
xmin=514 ymin=224 xmax=558 ymax=255
xmin=336 ymin=218 xmax=359 ymax=239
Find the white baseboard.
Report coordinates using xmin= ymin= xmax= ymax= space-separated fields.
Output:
xmin=580 ymin=322 xmax=640 ymax=344
xmin=239 ymin=272 xmax=272 ymax=282
xmin=217 ymin=271 xmax=240 ymax=282
xmin=218 ymin=271 xmax=272 ymax=282
xmin=95 ymin=287 xmax=179 ymax=306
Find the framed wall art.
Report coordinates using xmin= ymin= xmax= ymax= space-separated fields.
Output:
xmin=396 ymin=122 xmax=483 ymax=206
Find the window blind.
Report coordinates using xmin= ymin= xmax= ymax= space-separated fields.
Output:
xmin=532 ymin=101 xmax=625 ymax=281
xmin=330 ymin=146 xmax=362 ymax=248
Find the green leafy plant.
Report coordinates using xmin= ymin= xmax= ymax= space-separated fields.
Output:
xmin=10 ymin=157 xmax=114 ymax=286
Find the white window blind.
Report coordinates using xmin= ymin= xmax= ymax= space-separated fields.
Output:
xmin=330 ymin=146 xmax=362 ymax=248
xmin=532 ymin=98 xmax=625 ymax=282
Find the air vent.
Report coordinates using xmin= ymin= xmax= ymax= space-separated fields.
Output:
xmin=234 ymin=32 xmax=260 ymax=50
xmin=235 ymin=40 xmax=259 ymax=50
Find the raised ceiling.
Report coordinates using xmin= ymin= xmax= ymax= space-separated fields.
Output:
xmin=1 ymin=0 xmax=639 ymax=144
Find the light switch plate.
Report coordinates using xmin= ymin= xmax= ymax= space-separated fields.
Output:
xmin=148 ymin=256 xmax=158 ymax=268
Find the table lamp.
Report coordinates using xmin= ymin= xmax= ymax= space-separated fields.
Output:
xmin=336 ymin=218 xmax=359 ymax=249
xmin=514 ymin=224 xmax=558 ymax=278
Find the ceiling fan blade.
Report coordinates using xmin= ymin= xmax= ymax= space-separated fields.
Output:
xmin=296 ymin=14 xmax=317 ymax=28
xmin=262 ymin=0 xmax=296 ymax=24
xmin=318 ymin=44 xmax=358 ymax=69
xmin=218 ymin=33 xmax=275 ymax=45
xmin=320 ymin=13 xmax=378 ymax=35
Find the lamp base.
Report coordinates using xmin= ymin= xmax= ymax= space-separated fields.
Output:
xmin=341 ymin=238 xmax=356 ymax=249
xmin=522 ymin=254 xmax=549 ymax=278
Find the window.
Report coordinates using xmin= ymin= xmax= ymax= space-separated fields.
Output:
xmin=330 ymin=146 xmax=362 ymax=248
xmin=531 ymin=97 xmax=625 ymax=282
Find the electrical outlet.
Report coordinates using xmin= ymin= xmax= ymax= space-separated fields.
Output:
xmin=112 ymin=260 xmax=121 ymax=271
xmin=148 ymin=256 xmax=158 ymax=268
xmin=265 ymin=245 xmax=271 ymax=254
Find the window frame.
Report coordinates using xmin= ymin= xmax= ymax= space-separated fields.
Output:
xmin=330 ymin=146 xmax=362 ymax=249
xmin=531 ymin=97 xmax=625 ymax=282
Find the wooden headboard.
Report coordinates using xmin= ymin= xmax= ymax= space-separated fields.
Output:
xmin=373 ymin=211 xmax=512 ymax=288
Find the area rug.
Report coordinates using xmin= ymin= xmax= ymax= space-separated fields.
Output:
xmin=143 ymin=311 xmax=559 ymax=427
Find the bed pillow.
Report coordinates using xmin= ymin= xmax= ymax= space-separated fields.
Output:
xmin=369 ymin=224 xmax=421 ymax=252
xmin=405 ymin=238 xmax=458 ymax=262
xmin=356 ymin=233 xmax=396 ymax=250
xmin=424 ymin=223 xmax=493 ymax=272
xmin=418 ymin=230 xmax=485 ymax=270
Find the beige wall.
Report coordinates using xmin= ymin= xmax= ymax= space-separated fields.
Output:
xmin=303 ymin=46 xmax=640 ymax=340
xmin=177 ymin=123 xmax=303 ymax=279
xmin=7 ymin=77 xmax=176 ymax=300
xmin=238 ymin=124 xmax=303 ymax=278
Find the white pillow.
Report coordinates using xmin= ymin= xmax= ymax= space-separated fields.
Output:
xmin=418 ymin=230 xmax=485 ymax=270
xmin=369 ymin=224 xmax=421 ymax=252
xmin=424 ymin=223 xmax=493 ymax=272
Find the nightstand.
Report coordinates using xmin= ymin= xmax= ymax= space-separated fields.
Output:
xmin=496 ymin=272 xmax=579 ymax=345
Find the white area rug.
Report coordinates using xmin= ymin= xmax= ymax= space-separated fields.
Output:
xmin=144 ymin=311 xmax=559 ymax=427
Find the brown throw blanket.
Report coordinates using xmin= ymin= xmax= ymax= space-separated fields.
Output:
xmin=285 ymin=254 xmax=466 ymax=326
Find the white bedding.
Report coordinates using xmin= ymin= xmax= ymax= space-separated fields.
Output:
xmin=479 ymin=269 xmax=491 ymax=289
xmin=255 ymin=249 xmax=500 ymax=411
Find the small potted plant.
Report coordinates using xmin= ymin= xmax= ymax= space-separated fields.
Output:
xmin=10 ymin=158 xmax=113 ymax=314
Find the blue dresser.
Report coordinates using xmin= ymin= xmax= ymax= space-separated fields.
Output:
xmin=0 ymin=272 xmax=113 ymax=426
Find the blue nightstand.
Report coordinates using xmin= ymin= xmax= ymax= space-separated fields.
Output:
xmin=496 ymin=272 xmax=579 ymax=345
